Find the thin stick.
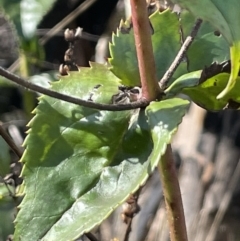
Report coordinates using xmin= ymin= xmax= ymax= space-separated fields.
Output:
xmin=8 ymin=0 xmax=98 ymax=73
xmin=205 ymin=159 xmax=240 ymax=241
xmin=0 ymin=66 xmax=148 ymax=111
xmin=159 ymin=18 xmax=202 ymax=89
xmin=39 ymin=0 xmax=98 ymax=45
xmin=0 ymin=125 xmax=20 ymax=198
xmin=158 ymin=145 xmax=188 ymax=241
xmin=0 ymin=124 xmax=23 ymax=158
xmin=130 ymin=0 xmax=161 ymax=101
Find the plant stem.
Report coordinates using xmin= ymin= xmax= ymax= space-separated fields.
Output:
xmin=130 ymin=0 xmax=161 ymax=101
xmin=158 ymin=145 xmax=188 ymax=241
xmin=130 ymin=2 xmax=188 ymax=241
xmin=159 ymin=18 xmax=202 ymax=89
xmin=0 ymin=66 xmax=148 ymax=111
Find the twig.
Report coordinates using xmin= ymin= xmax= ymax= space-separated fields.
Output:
xmin=39 ymin=0 xmax=98 ymax=45
xmin=8 ymin=0 xmax=98 ymax=73
xmin=0 ymin=66 xmax=148 ymax=111
xmin=130 ymin=0 xmax=161 ymax=101
xmin=0 ymin=124 xmax=21 ymax=198
xmin=205 ymin=159 xmax=240 ymax=241
xmin=0 ymin=124 xmax=23 ymax=158
xmin=0 ymin=29 xmax=99 ymax=42
xmin=159 ymin=18 xmax=202 ymax=89
xmin=158 ymin=145 xmax=188 ymax=241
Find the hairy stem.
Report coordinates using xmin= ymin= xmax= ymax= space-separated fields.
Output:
xmin=0 ymin=66 xmax=148 ymax=111
xmin=159 ymin=18 xmax=202 ymax=89
xmin=130 ymin=0 xmax=161 ymax=101
xmin=158 ymin=145 xmax=188 ymax=241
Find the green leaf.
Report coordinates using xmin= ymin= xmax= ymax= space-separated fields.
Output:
xmin=109 ymin=9 xmax=229 ymax=87
xmin=187 ymin=33 xmax=229 ymax=71
xmin=180 ymin=11 xmax=229 ymax=72
xmin=15 ymin=62 xmax=189 ymax=240
xmin=28 ymin=71 xmax=59 ymax=90
xmin=171 ymin=0 xmax=240 ymax=99
xmin=183 ymin=73 xmax=240 ymax=110
xmin=0 ymin=0 xmax=58 ymax=39
xmin=15 ymin=63 xmax=155 ymax=241
xmin=165 ymin=70 xmax=201 ymax=97
xmin=166 ymin=69 xmax=240 ymax=110
xmin=146 ymin=98 xmax=189 ymax=163
xmin=109 ymin=10 xmax=181 ymax=86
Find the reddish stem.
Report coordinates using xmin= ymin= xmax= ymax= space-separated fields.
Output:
xmin=130 ymin=0 xmax=161 ymax=101
xmin=130 ymin=2 xmax=188 ymax=241
xmin=159 ymin=145 xmax=188 ymax=241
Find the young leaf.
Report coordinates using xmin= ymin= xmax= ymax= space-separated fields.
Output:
xmin=109 ymin=10 xmax=181 ymax=86
xmin=183 ymin=73 xmax=240 ymax=110
xmin=165 ymin=70 xmax=201 ymax=97
xmin=14 ymin=63 xmax=155 ymax=241
xmin=166 ymin=70 xmax=240 ymax=111
xmin=146 ymin=98 xmax=189 ymax=163
xmin=171 ymin=0 xmax=240 ymax=99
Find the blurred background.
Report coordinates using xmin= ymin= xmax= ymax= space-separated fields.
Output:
xmin=0 ymin=0 xmax=240 ymax=240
